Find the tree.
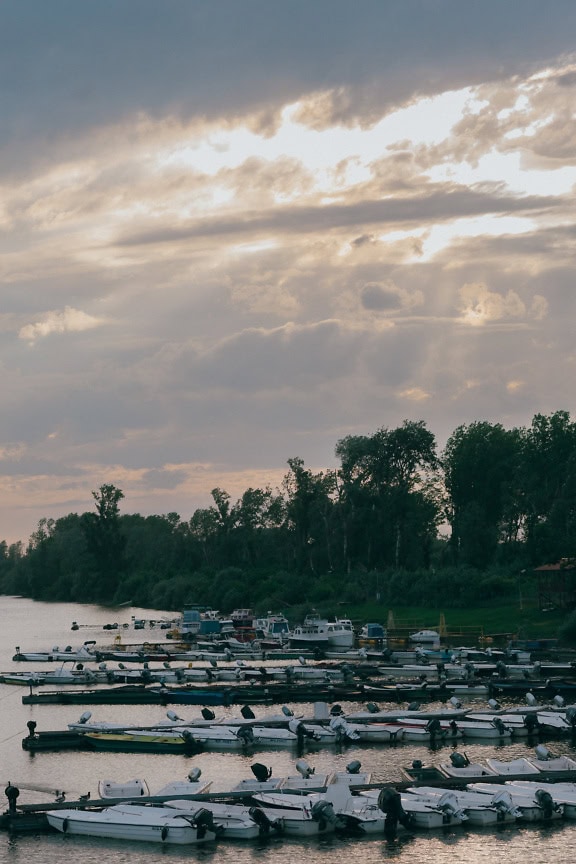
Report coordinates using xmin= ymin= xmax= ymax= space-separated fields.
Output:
xmin=282 ymin=457 xmax=337 ymax=573
xmin=442 ymin=421 xmax=522 ymax=568
xmin=81 ymin=484 xmax=126 ymax=601
xmin=518 ymin=411 xmax=576 ymax=563
xmin=336 ymin=420 xmax=440 ymax=570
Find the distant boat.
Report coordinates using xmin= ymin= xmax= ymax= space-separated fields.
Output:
xmin=289 ymin=615 xmax=355 ymax=650
xmin=409 ymin=629 xmax=440 ymax=645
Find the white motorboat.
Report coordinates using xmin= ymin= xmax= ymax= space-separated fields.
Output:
xmin=438 ymin=759 xmax=498 ymax=780
xmin=289 ymin=616 xmax=355 ymax=650
xmin=330 ymin=716 xmax=404 ymax=743
xmin=467 ymin=782 xmax=564 ymax=821
xmin=166 ymin=800 xmax=268 ymax=840
xmin=485 ymin=757 xmax=542 ymax=776
xmin=451 ymin=718 xmax=514 ymax=740
xmin=249 ymin=799 xmax=341 ymax=836
xmin=12 ymin=642 xmax=97 ymax=663
xmin=99 ymin=778 xmax=151 ymax=798
xmin=536 ymin=710 xmax=573 ymax=735
xmin=1 ymin=667 xmax=101 ymax=686
xmin=409 ymin=630 xmax=440 ymax=645
xmin=463 ymin=712 xmax=532 ymax=737
xmin=507 ymin=781 xmax=576 ymax=819
xmin=405 ymin=785 xmax=519 ymax=826
xmin=46 ymin=802 xmax=218 ymax=844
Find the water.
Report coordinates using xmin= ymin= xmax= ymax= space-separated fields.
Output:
xmin=0 ymin=596 xmax=575 ymax=863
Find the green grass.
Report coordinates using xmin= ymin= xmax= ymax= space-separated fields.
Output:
xmin=338 ymin=598 xmax=568 ymax=643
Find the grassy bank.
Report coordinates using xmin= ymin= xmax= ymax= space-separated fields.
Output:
xmin=337 ymin=597 xmax=567 ymax=644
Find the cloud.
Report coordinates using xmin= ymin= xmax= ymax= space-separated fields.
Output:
xmin=18 ymin=307 xmax=104 ymax=343
xmin=457 ymin=283 xmax=547 ymax=326
xmin=360 ymin=281 xmax=424 ymax=313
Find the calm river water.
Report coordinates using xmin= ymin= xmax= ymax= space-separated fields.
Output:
xmin=0 ymin=596 xmax=575 ymax=864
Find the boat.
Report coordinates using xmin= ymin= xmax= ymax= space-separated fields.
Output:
xmin=505 ymin=781 xmax=576 ymax=819
xmin=166 ymin=800 xmax=273 ymax=840
xmin=253 ymin=613 xmax=291 ymax=647
xmin=404 ymin=786 xmax=519 ymax=826
xmin=360 ymin=788 xmax=466 ymax=829
xmin=289 ymin=615 xmax=355 ymax=650
xmin=248 ymin=798 xmax=342 ymax=836
xmin=82 ymin=730 xmax=205 ymax=754
xmin=358 ymin=623 xmax=387 ymax=649
xmin=46 ymin=802 xmax=218 ymax=844
xmin=466 ymin=783 xmax=564 ymax=821
xmin=409 ymin=630 xmax=440 ymax=645
xmin=12 ymin=642 xmax=98 ymax=663
xmin=329 ymin=716 xmax=404 ymax=743
xmin=484 ymin=757 xmax=542 ymax=776
xmin=99 ymin=769 xmax=213 ymax=799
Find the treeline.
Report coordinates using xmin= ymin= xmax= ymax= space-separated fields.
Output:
xmin=1 ymin=411 xmax=575 ymax=613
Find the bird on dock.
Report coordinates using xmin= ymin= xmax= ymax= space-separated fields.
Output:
xmin=55 ymin=792 xmax=66 ymax=803
xmin=79 ymin=792 xmax=90 ymax=802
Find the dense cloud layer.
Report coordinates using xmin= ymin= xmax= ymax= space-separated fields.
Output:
xmin=1 ymin=1 xmax=576 ymax=542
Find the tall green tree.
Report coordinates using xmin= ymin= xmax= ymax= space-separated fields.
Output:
xmin=336 ymin=420 xmax=440 ymax=570
xmin=518 ymin=411 xmax=576 ymax=563
xmin=81 ymin=484 xmax=126 ymax=601
xmin=282 ymin=457 xmax=337 ymax=574
xmin=442 ymin=421 xmax=522 ymax=568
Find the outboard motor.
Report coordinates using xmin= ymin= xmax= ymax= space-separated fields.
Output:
xmin=366 ymin=702 xmax=380 ymax=714
xmin=188 ymin=767 xmax=202 ymax=782
xmin=523 ymin=712 xmax=540 ymax=733
xmin=78 ymin=711 xmax=92 ymax=724
xmin=281 ymin=705 xmax=294 ymax=717
xmin=166 ymin=710 xmax=181 ymax=722
xmin=492 ymin=717 xmax=508 ymax=735
xmin=377 ymin=788 xmax=413 ymax=838
xmin=192 ymin=808 xmax=217 ymax=839
xmin=488 ymin=698 xmax=501 ymax=710
xmin=249 ymin=806 xmax=278 ymax=834
xmin=553 ymin=694 xmax=565 ymax=708
xmin=201 ymin=707 xmax=216 ymax=721
xmin=236 ymin=725 xmax=255 ymax=748
xmin=346 ymin=759 xmax=362 ymax=774
xmin=407 ymin=701 xmax=421 ymax=712
xmin=241 ymin=705 xmax=256 ymax=719
xmin=535 ymin=744 xmax=552 ymax=761
xmin=425 ymin=718 xmax=441 ymax=737
xmin=26 ymin=721 xmax=37 ymax=739
xmin=526 ymin=691 xmax=538 ymax=707
xmin=5 ymin=783 xmax=20 ymax=813
xmin=566 ymin=707 xmax=576 ymax=728
xmin=449 ymin=751 xmax=470 ymax=768
xmin=535 ymin=789 xmax=560 ymax=819
xmin=251 ymin=763 xmax=273 ymax=783
xmin=310 ymin=800 xmax=340 ymax=829
xmin=329 ymin=704 xmax=343 ymax=716
xmin=296 ymin=759 xmax=315 ymax=778
xmin=448 ymin=719 xmax=459 ymax=736
xmin=496 ymin=660 xmax=507 ymax=678
xmin=448 ymin=696 xmax=461 ymax=709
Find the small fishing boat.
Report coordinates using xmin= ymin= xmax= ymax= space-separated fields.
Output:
xmin=466 ymin=782 xmax=564 ymax=822
xmin=46 ymin=802 xmax=219 ymax=844
xmin=405 ymin=786 xmax=519 ymax=826
xmin=165 ymin=800 xmax=269 ymax=840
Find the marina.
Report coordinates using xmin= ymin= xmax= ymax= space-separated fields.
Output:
xmin=3 ymin=597 xmax=576 ymax=863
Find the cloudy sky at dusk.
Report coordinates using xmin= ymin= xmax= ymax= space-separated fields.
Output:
xmin=2 ymin=1 xmax=576 ymax=544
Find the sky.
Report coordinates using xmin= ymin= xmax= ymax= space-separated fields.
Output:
xmin=2 ymin=0 xmax=576 ymax=545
